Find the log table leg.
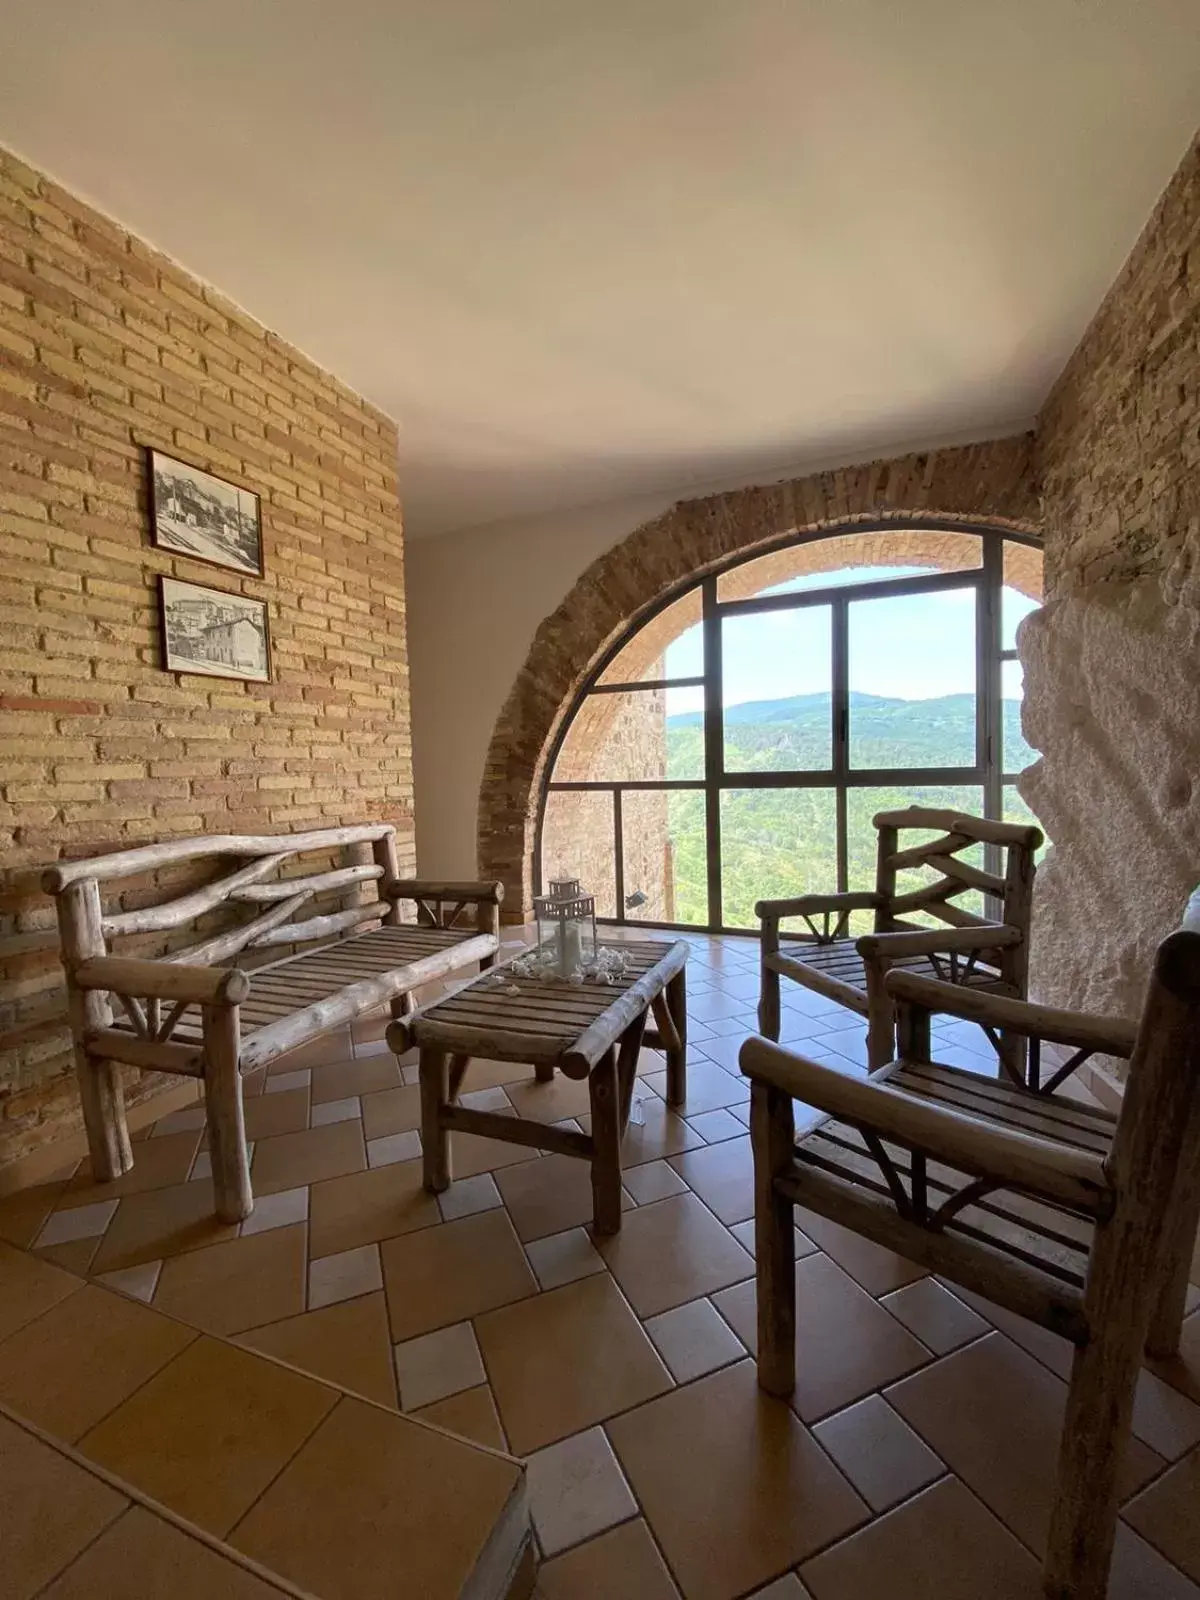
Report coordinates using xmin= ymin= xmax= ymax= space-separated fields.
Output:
xmin=534 ymin=1061 xmax=556 ymax=1084
xmin=665 ymin=968 xmax=687 ymax=1106
xmin=589 ymin=1046 xmax=623 ymax=1235
xmin=420 ymin=1046 xmax=451 ymax=1193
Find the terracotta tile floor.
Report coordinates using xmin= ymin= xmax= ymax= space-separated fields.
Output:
xmin=3 ymin=927 xmax=1200 ymax=1598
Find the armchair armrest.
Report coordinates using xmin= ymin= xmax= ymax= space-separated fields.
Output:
xmin=884 ymin=969 xmax=1138 ymax=1058
xmin=858 ymin=926 xmax=1021 ymax=959
xmin=756 ymin=892 xmax=880 ymax=921
xmin=739 ymin=1034 xmax=1112 ymax=1217
xmin=73 ymin=955 xmax=249 ymax=1007
xmin=384 ymin=878 xmax=505 ymax=905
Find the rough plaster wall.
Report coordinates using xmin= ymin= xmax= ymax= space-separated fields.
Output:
xmin=1027 ymin=131 xmax=1199 ymax=1026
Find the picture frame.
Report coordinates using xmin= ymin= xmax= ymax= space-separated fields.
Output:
xmin=159 ymin=576 xmax=272 ymax=684
xmin=149 ymin=448 xmax=264 ymax=577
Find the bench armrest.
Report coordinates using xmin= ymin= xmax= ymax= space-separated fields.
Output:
xmin=739 ymin=1034 xmax=1112 ymax=1217
xmin=384 ymin=878 xmax=505 ymax=905
xmin=883 ymin=969 xmax=1138 ymax=1058
xmin=73 ymin=955 xmax=249 ymax=1007
xmin=858 ymin=926 xmax=1021 ymax=959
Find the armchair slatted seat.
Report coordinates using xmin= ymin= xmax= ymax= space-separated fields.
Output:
xmin=756 ymin=806 xmax=1043 ymax=1073
xmin=742 ymin=890 xmax=1200 ymax=1600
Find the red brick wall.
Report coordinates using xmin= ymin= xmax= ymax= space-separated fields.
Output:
xmin=0 ymin=145 xmax=412 ymax=1169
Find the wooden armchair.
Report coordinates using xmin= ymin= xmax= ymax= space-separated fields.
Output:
xmin=742 ymin=891 xmax=1200 ymax=1600
xmin=756 ymin=806 xmax=1043 ymax=1072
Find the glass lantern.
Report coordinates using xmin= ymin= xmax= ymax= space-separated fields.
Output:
xmin=533 ymin=878 xmax=597 ymax=977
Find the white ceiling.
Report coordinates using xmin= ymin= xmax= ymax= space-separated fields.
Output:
xmin=2 ymin=2 xmax=1197 ymax=538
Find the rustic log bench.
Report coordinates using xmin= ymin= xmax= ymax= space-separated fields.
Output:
xmin=43 ymin=825 xmax=503 ymax=1223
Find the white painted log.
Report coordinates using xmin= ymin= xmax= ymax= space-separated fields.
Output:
xmin=167 ymin=891 xmax=314 ymax=967
xmin=385 ymin=878 xmax=506 ymax=905
xmin=202 ymin=1000 xmax=253 ymax=1223
xmin=231 ymin=864 xmax=383 ymax=902
xmin=101 ymin=853 xmax=289 ymax=935
xmin=74 ymin=954 xmax=251 ymax=1007
xmin=57 ymin=879 xmax=132 ymax=1182
xmin=247 ymin=900 xmax=389 ymax=948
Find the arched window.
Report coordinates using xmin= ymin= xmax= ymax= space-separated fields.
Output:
xmin=537 ymin=525 xmax=1043 ymax=932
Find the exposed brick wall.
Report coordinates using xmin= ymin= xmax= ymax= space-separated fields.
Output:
xmin=479 ymin=437 xmax=1041 ymax=917
xmin=0 ymin=146 xmax=412 ymax=1169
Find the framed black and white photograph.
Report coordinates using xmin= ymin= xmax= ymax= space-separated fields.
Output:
xmin=159 ymin=577 xmax=271 ymax=683
xmin=149 ymin=449 xmax=264 ymax=576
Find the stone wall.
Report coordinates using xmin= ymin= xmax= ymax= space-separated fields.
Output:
xmin=0 ymin=146 xmax=412 ymax=1168
xmin=1024 ymin=131 xmax=1199 ymax=1027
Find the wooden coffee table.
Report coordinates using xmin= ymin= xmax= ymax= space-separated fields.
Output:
xmin=386 ymin=939 xmax=688 ymax=1234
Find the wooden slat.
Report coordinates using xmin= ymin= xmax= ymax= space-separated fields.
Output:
xmin=102 ymin=853 xmax=290 ymax=936
xmin=893 ymin=1072 xmax=1113 ymax=1156
xmin=233 ymin=864 xmax=384 ymax=902
xmin=888 ymin=832 xmax=969 ymax=871
xmin=896 ymin=1063 xmax=1117 ymax=1144
xmin=43 ymin=824 xmax=395 ymax=890
xmin=936 ymin=856 xmax=1007 ymax=896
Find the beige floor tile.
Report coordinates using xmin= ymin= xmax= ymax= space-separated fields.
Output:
xmin=645 ymin=1060 xmax=749 ymax=1115
xmin=265 ymin=1068 xmax=311 ymax=1094
xmin=154 ymin=1223 xmax=307 ymax=1336
xmin=414 ymin=1384 xmax=508 ymax=1451
xmin=239 ymin=1291 xmax=397 ymax=1408
xmin=0 ymin=1238 xmax=82 ymax=1340
xmin=1123 ymin=1448 xmax=1200 ymax=1584
xmin=0 ymin=1412 xmax=127 ymax=1599
xmin=449 ymin=1129 xmax=549 ymax=1178
xmin=240 ymin=1185 xmax=309 ymax=1236
xmin=360 ymin=1081 xmax=423 ymax=1141
xmin=80 ymin=1336 xmax=337 ymax=1537
xmin=495 ymin=1154 xmax=630 ymax=1243
xmin=1109 ymin=1521 xmax=1200 ymax=1599
xmin=35 ymin=1197 xmax=118 ymax=1247
xmin=794 ymin=1207 xmax=927 ymax=1296
xmin=381 ymin=1208 xmax=537 ymax=1341
xmin=812 ymin=1394 xmax=943 ymax=1512
xmin=644 ymin=1296 xmax=746 ymax=1383
xmin=746 ymin=1577 xmax=811 ymax=1599
xmin=252 ymin=1119 xmax=365 ymax=1195
xmin=525 ymin=1227 xmax=607 ymax=1291
xmin=449 ymin=1057 xmax=541 ymax=1093
xmin=231 ymin=1395 xmax=521 ymax=1600
xmin=234 ymin=1087 xmax=311 ymax=1143
xmin=34 ymin=1237 xmax=101 ymax=1274
xmin=478 ymin=1272 xmax=672 ymax=1455
xmin=89 ymin=1181 xmax=239 ymax=1274
xmin=41 ymin=1504 xmax=292 ymax=1599
xmin=96 ymin=1260 xmax=162 ymax=1303
xmin=580 ymin=1098 xmax=706 ymax=1167
xmin=62 ymin=1130 xmax=202 ymax=1207
xmin=309 ymin=1157 xmax=440 ymax=1258
xmin=880 ymin=1277 xmax=989 ymax=1355
xmin=506 ymin=1073 xmax=596 ymax=1124
xmin=270 ymin=1029 xmax=353 ymax=1070
xmin=527 ymin=1425 xmax=637 ymax=1556
xmin=596 ymin=1193 xmax=753 ymax=1319
xmin=0 ymin=1180 xmax=69 ymax=1248
xmin=622 ymin=1159 xmax=689 ymax=1206
xmin=686 ymin=1108 xmax=745 ymax=1144
xmin=395 ymin=1319 xmax=486 ymax=1410
xmin=609 ymin=1359 xmax=866 ymax=1600
xmin=729 ymin=1219 xmax=818 ymax=1260
xmin=309 ymin=1243 xmax=383 ymax=1309
xmin=536 ymin=1519 xmax=680 ymax=1600
xmin=800 ymin=1476 xmax=1040 ymax=1600
xmin=311 ymin=1054 xmax=401 ymax=1104
xmin=885 ymin=1332 xmax=1163 ymax=1556
xmin=713 ymin=1253 xmax=930 ymax=1422
xmin=0 ymin=1281 xmax=195 ymax=1442
xmin=668 ymin=1137 xmax=755 ymax=1225
xmin=438 ymin=1171 xmax=503 ymax=1221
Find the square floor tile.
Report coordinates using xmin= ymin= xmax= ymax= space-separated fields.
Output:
xmin=437 ymin=1171 xmax=502 ymax=1221
xmin=535 ymin=1519 xmax=680 ymax=1600
xmin=311 ymin=1056 xmax=401 ymax=1104
xmin=645 ymin=1061 xmax=749 ymax=1115
xmin=36 ymin=1198 xmax=118 ymax=1247
xmin=238 ymin=1087 xmax=310 ymax=1143
xmin=580 ymin=1098 xmax=706 ymax=1167
xmin=311 ymin=1095 xmax=361 ymax=1127
xmin=812 ymin=1394 xmax=943 ymax=1512
xmin=669 ymin=1137 xmax=754 ymax=1226
xmin=96 ymin=1260 xmax=162 ymax=1304
xmin=309 ymin=1243 xmax=383 ymax=1310
xmin=645 ymin=1297 xmax=746 ymax=1383
xmin=0 ymin=1281 xmax=195 ymax=1442
xmin=90 ymin=1183 xmax=240 ymax=1275
xmin=880 ymin=1278 xmax=989 ymax=1355
xmin=151 ymin=1104 xmax=207 ymax=1137
xmin=394 ymin=1319 xmax=486 ymax=1411
xmin=687 ymin=1108 xmax=746 ymax=1144
xmin=460 ymin=1085 xmax=514 ymax=1112
xmin=0 ymin=1179 xmax=70 ymax=1249
xmin=0 ymin=1413 xmax=127 ymax=1598
xmin=367 ymin=1129 xmax=422 ymax=1167
xmin=527 ymin=1426 xmax=636 ymax=1557
xmin=0 ymin=1238 xmax=82 ymax=1340
xmin=80 ymin=1336 xmax=337 ymax=1537
xmin=230 ymin=1396 xmax=521 ymax=1600
xmin=713 ymin=1253 xmax=930 ymax=1422
xmin=35 ymin=1236 xmax=102 ymax=1275
xmin=309 ymin=1158 xmax=440 ymax=1259
xmin=381 ymin=1208 xmax=536 ymax=1341
xmin=477 ymin=1272 xmax=672 ymax=1455
xmin=361 ymin=1083 xmax=423 ymax=1142
xmin=525 ymin=1227 xmax=607 ymax=1290
xmin=154 ymin=1224 xmax=307 ymax=1337
xmin=621 ymin=1160 xmax=689 ymax=1206
xmin=885 ymin=1332 xmax=1163 ymax=1556
xmin=240 ymin=1185 xmax=309 ymax=1237
xmin=495 ymin=1154 xmax=630 ymax=1243
xmin=1110 ymin=1520 xmax=1200 ymax=1599
xmin=65 ymin=1130 xmax=202 ymax=1205
xmin=596 ymin=1193 xmax=753 ymax=1319
xmin=729 ymin=1219 xmax=818 ymax=1260
xmin=794 ymin=1207 xmax=927 ymax=1297
xmin=1123 ymin=1449 xmax=1200 ymax=1584
xmin=240 ymin=1291 xmax=397 ymax=1409
xmin=412 ymin=1384 xmax=508 ymax=1452
xmin=506 ymin=1074 xmax=595 ymax=1124
xmin=746 ymin=1578 xmax=811 ymax=1599
xmin=265 ymin=1068 xmax=311 ymax=1094
xmin=252 ymin=1121 xmax=365 ymax=1196
xmin=608 ymin=1360 xmax=866 ymax=1600
xmin=800 ymin=1476 xmax=1039 ymax=1600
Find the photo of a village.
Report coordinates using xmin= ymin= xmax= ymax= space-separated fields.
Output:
xmin=159 ymin=577 xmax=270 ymax=682
xmin=151 ymin=451 xmax=263 ymax=575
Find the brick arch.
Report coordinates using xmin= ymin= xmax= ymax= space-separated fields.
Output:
xmin=478 ymin=435 xmax=1042 ymax=917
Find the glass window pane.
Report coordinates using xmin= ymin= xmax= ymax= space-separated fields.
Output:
xmin=1001 ymin=660 xmax=1037 ymax=774
xmin=1004 ymin=783 xmax=1049 ymax=861
xmin=1002 ymin=542 xmax=1043 ymax=651
xmin=845 ymin=784 xmax=986 ymax=931
xmin=722 ymin=609 xmax=832 ymax=773
xmin=554 ymin=686 xmax=702 ymax=783
xmin=719 ymin=787 xmax=838 ymax=931
xmin=620 ymin=790 xmax=706 ymax=925
xmin=717 ymin=529 xmax=981 ymax=601
xmin=848 ymin=587 xmax=977 ymax=769
xmin=598 ymin=585 xmax=703 ymax=685
xmin=540 ymin=790 xmax=617 ymax=919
